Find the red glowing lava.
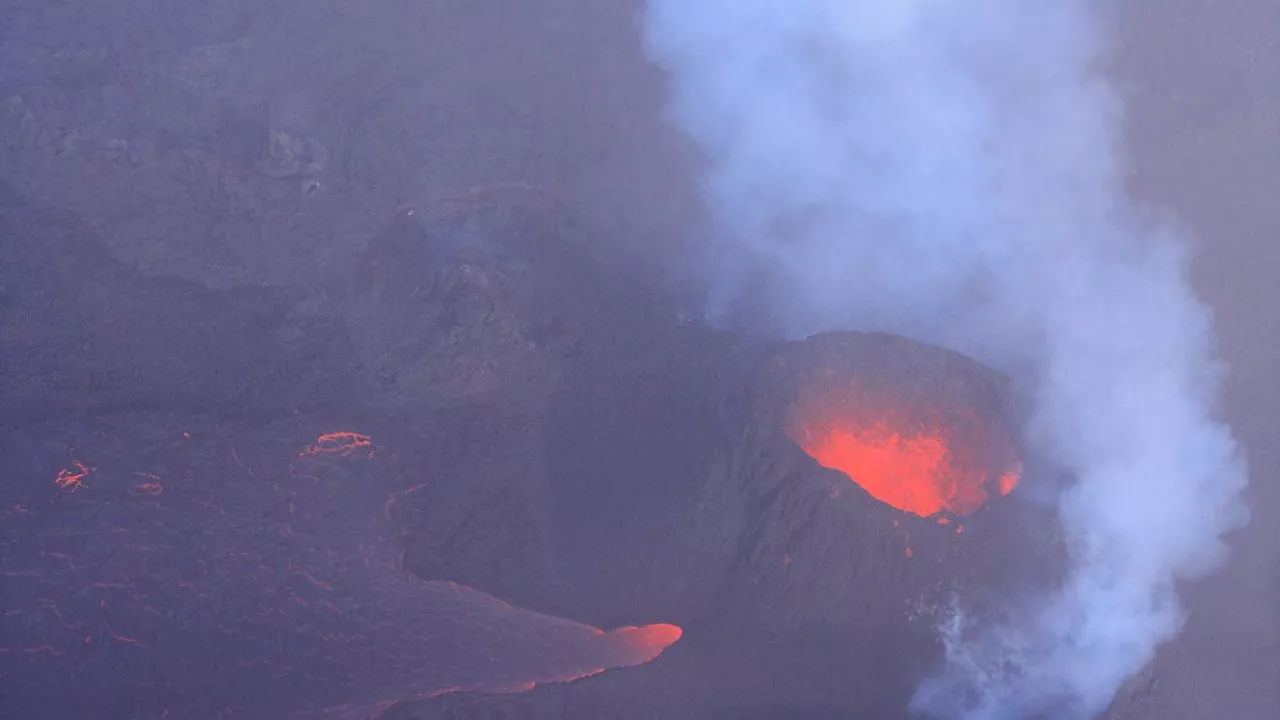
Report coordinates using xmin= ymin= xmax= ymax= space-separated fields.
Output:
xmin=788 ymin=375 xmax=1021 ymax=517
xmin=300 ymin=432 xmax=375 ymax=459
xmin=53 ymin=461 xmax=94 ymax=493
xmin=603 ymin=623 xmax=684 ymax=667
xmin=506 ymin=623 xmax=684 ymax=692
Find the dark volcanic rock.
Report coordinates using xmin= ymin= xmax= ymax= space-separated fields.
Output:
xmin=319 ymin=205 xmax=562 ymax=416
xmin=0 ymin=188 xmax=572 ymax=427
xmin=0 ymin=185 xmax=360 ymax=425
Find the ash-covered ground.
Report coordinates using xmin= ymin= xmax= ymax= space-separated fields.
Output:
xmin=2 ymin=1 xmax=1277 ymax=719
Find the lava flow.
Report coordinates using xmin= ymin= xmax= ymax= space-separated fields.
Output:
xmin=1 ymin=425 xmax=684 ymax=719
xmin=604 ymin=623 xmax=684 ymax=667
xmin=300 ymin=431 xmax=375 ymax=459
xmin=788 ymin=373 xmax=1020 ymax=517
xmin=53 ymin=461 xmax=94 ymax=493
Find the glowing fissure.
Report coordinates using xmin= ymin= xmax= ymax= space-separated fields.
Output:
xmin=300 ymin=431 xmax=375 ymax=459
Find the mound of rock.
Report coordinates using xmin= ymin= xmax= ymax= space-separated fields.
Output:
xmin=394 ymin=330 xmax=1063 ymax=719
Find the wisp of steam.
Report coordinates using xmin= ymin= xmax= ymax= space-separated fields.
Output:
xmin=641 ymin=2 xmax=1249 ymax=718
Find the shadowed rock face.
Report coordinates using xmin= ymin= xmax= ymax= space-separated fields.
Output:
xmin=0 ymin=185 xmax=357 ymax=426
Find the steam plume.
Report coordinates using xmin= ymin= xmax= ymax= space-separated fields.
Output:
xmin=641 ymin=2 xmax=1249 ymax=718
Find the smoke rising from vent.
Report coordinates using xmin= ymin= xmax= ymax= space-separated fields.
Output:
xmin=641 ymin=2 xmax=1249 ymax=718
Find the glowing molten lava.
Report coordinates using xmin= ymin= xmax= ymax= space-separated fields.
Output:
xmin=53 ymin=461 xmax=94 ymax=493
xmin=299 ymin=431 xmax=375 ymax=459
xmin=604 ymin=623 xmax=684 ymax=667
xmin=788 ymin=374 xmax=1020 ymax=517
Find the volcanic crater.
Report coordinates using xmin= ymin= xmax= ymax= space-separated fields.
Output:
xmin=385 ymin=306 xmax=1065 ymax=717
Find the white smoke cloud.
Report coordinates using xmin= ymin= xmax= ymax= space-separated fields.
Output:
xmin=641 ymin=1 xmax=1249 ymax=718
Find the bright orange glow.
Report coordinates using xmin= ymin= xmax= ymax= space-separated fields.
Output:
xmin=604 ymin=623 xmax=684 ymax=667
xmin=788 ymin=375 xmax=1021 ymax=517
xmin=54 ymin=462 xmax=93 ymax=493
xmin=997 ymin=466 xmax=1021 ymax=496
xmin=300 ymin=432 xmax=374 ymax=459
xmin=128 ymin=482 xmax=163 ymax=497
xmin=803 ymin=424 xmax=969 ymax=516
